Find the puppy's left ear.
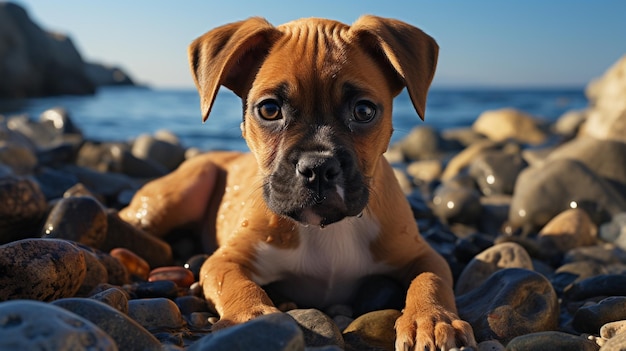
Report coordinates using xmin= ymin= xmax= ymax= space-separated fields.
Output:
xmin=350 ymin=15 xmax=439 ymax=120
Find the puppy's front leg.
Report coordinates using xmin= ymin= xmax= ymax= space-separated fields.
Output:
xmin=395 ymin=247 xmax=476 ymax=351
xmin=199 ymin=246 xmax=280 ymax=330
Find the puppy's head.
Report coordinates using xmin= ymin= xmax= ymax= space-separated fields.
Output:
xmin=189 ymin=16 xmax=438 ymax=226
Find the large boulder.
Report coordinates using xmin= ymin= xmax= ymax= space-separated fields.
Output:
xmin=583 ymin=55 xmax=626 ymax=143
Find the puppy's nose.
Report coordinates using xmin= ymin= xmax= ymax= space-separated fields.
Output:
xmin=296 ymin=154 xmax=341 ymax=185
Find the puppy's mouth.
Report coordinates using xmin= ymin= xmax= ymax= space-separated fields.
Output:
xmin=263 ymin=151 xmax=369 ymax=227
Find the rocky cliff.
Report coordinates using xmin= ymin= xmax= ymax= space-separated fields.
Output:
xmin=0 ymin=2 xmax=135 ymax=99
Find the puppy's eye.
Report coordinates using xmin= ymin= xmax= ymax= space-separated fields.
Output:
xmin=353 ymin=101 xmax=376 ymax=123
xmin=257 ymin=100 xmax=282 ymax=120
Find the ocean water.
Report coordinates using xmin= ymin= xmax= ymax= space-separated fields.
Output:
xmin=0 ymin=86 xmax=588 ymax=152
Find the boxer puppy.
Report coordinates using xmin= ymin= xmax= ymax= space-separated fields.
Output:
xmin=121 ymin=15 xmax=476 ymax=350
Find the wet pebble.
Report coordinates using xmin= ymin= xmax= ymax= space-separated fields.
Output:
xmin=42 ymin=195 xmax=108 ymax=248
xmin=457 ymin=268 xmax=558 ymax=343
xmin=0 ymin=238 xmax=86 ymax=301
xmin=287 ymin=309 xmax=344 ymax=348
xmin=110 ymin=247 xmax=150 ymax=280
xmin=186 ymin=312 xmax=304 ymax=351
xmin=149 ymin=266 xmax=195 ymax=288
xmin=0 ymin=300 xmax=117 ymax=350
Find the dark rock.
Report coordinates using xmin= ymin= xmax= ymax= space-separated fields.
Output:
xmin=432 ymin=179 xmax=483 ymax=225
xmin=52 ymin=297 xmax=162 ymax=351
xmin=184 ymin=254 xmax=210 ymax=281
xmin=509 ymin=159 xmax=626 ymax=231
xmin=564 ymin=274 xmax=626 ymax=301
xmin=42 ymin=195 xmax=108 ymax=248
xmin=573 ymin=296 xmax=626 ymax=334
xmin=33 ymin=167 xmax=80 ymax=199
xmin=547 ymin=136 xmax=626 ymax=195
xmin=397 ymin=125 xmax=444 ymax=161
xmin=75 ymin=247 xmax=109 ymax=296
xmin=352 ymin=275 xmax=405 ymax=316
xmin=103 ymin=210 xmax=173 ymax=268
xmin=90 ymin=287 xmax=129 ymax=314
xmin=95 ymin=250 xmax=131 ymax=286
xmin=455 ymin=242 xmax=533 ymax=295
xmin=0 ymin=300 xmax=116 ymax=350
xmin=134 ymin=280 xmax=179 ymax=299
xmin=0 ymin=238 xmax=86 ymax=301
xmin=187 ymin=313 xmax=304 ymax=351
xmin=505 ymin=331 xmax=600 ymax=351
xmin=76 ymin=141 xmax=168 ymax=178
xmin=128 ymin=298 xmax=184 ymax=331
xmin=0 ymin=175 xmax=47 ymax=244
xmin=0 ymin=141 xmax=37 ymax=175
xmin=287 ymin=309 xmax=344 ymax=348
xmin=175 ymin=295 xmax=209 ymax=315
xmin=469 ymin=150 xmax=527 ymax=196
xmin=132 ymin=133 xmax=186 ymax=171
xmin=456 ymin=268 xmax=558 ymax=343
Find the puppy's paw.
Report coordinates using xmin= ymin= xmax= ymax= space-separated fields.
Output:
xmin=394 ymin=308 xmax=476 ymax=351
xmin=211 ymin=305 xmax=281 ymax=331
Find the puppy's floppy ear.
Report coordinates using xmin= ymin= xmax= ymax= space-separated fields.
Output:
xmin=350 ymin=15 xmax=438 ymax=120
xmin=188 ymin=17 xmax=280 ymax=122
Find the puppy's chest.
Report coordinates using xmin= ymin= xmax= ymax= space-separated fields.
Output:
xmin=251 ymin=215 xmax=393 ymax=307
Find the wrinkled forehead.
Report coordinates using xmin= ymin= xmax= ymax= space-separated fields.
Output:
xmin=250 ymin=19 xmax=389 ymax=103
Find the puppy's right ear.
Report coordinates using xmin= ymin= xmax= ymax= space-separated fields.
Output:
xmin=188 ymin=17 xmax=280 ymax=122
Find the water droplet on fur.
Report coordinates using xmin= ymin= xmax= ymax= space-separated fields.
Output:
xmin=241 ymin=219 xmax=249 ymax=227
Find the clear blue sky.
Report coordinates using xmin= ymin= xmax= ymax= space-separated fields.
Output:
xmin=14 ymin=0 xmax=626 ymax=89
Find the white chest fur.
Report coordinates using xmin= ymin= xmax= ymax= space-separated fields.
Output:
xmin=251 ymin=213 xmax=392 ymax=308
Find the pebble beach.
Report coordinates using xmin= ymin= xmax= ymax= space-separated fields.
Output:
xmin=0 ymin=54 xmax=625 ymax=351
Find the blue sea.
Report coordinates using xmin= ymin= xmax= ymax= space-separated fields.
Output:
xmin=0 ymin=86 xmax=588 ymax=152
